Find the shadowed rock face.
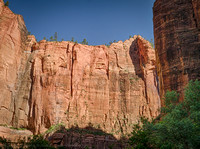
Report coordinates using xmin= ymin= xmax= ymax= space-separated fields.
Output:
xmin=0 ymin=0 xmax=160 ymax=137
xmin=47 ymin=126 xmax=129 ymax=149
xmin=153 ymin=0 xmax=200 ymax=103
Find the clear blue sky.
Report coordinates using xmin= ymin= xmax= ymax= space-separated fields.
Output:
xmin=8 ymin=0 xmax=155 ymax=45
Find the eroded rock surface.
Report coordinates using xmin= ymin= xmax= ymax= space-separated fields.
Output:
xmin=0 ymin=126 xmax=32 ymax=142
xmin=0 ymin=0 xmax=31 ymax=127
xmin=28 ymin=36 xmax=160 ymax=136
xmin=0 ymin=0 xmax=160 ymax=138
xmin=153 ymin=0 xmax=200 ymax=102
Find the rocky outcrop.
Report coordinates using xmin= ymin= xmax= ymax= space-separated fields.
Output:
xmin=47 ymin=126 xmax=128 ymax=149
xmin=0 ymin=126 xmax=32 ymax=142
xmin=153 ymin=0 xmax=200 ymax=102
xmin=0 ymin=0 xmax=160 ymax=138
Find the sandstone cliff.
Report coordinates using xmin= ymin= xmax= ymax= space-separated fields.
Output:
xmin=0 ymin=0 xmax=160 ymax=137
xmin=153 ymin=0 xmax=200 ymax=102
xmin=0 ymin=0 xmax=31 ymax=127
xmin=27 ymin=36 xmax=160 ymax=135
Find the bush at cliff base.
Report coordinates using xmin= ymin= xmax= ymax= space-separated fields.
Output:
xmin=0 ymin=135 xmax=55 ymax=149
xmin=129 ymin=80 xmax=200 ymax=149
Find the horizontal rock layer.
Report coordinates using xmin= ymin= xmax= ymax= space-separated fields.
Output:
xmin=153 ymin=0 xmax=200 ymax=102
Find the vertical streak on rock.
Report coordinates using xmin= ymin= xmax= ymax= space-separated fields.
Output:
xmin=153 ymin=0 xmax=200 ymax=103
xmin=71 ymin=44 xmax=75 ymax=98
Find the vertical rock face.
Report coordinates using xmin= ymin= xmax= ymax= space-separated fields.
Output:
xmin=0 ymin=0 xmax=31 ymax=126
xmin=153 ymin=0 xmax=200 ymax=102
xmin=28 ymin=36 xmax=160 ymax=135
xmin=0 ymin=0 xmax=160 ymax=137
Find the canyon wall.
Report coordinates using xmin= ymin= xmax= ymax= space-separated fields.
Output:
xmin=0 ymin=0 xmax=160 ymax=137
xmin=27 ymin=36 xmax=160 ymax=135
xmin=153 ymin=0 xmax=200 ymax=102
xmin=0 ymin=0 xmax=31 ymax=126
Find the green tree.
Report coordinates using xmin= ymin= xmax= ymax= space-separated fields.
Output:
xmin=50 ymin=36 xmax=54 ymax=41
xmin=43 ymin=37 xmax=46 ymax=40
xmin=71 ymin=37 xmax=74 ymax=42
xmin=129 ymin=118 xmax=153 ymax=149
xmin=4 ymin=1 xmax=9 ymax=7
xmin=54 ymin=32 xmax=58 ymax=41
xmin=61 ymin=38 xmax=64 ymax=41
xmin=27 ymin=135 xmax=55 ymax=149
xmin=0 ymin=137 xmax=13 ymax=149
xmin=28 ymin=32 xmax=31 ymax=35
xmin=81 ymin=38 xmax=88 ymax=45
xmin=129 ymin=80 xmax=200 ymax=149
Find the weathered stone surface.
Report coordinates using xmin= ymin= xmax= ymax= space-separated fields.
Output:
xmin=0 ymin=126 xmax=32 ymax=142
xmin=47 ymin=127 xmax=129 ymax=149
xmin=153 ymin=0 xmax=200 ymax=102
xmin=0 ymin=0 xmax=30 ymax=127
xmin=0 ymin=0 xmax=160 ymax=138
xmin=28 ymin=36 xmax=160 ymax=136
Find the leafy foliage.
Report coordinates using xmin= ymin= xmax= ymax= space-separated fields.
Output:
xmin=54 ymin=32 xmax=58 ymax=41
xmin=0 ymin=135 xmax=55 ymax=149
xmin=26 ymin=135 xmax=55 ymax=149
xmin=45 ymin=123 xmax=64 ymax=134
xmin=129 ymin=118 xmax=153 ymax=149
xmin=129 ymin=80 xmax=200 ymax=149
xmin=0 ymin=137 xmax=12 ymax=149
xmin=4 ymin=1 xmax=9 ymax=7
xmin=81 ymin=38 xmax=88 ymax=45
xmin=71 ymin=37 xmax=74 ymax=42
xmin=50 ymin=36 xmax=54 ymax=41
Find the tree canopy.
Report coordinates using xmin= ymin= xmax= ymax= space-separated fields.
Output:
xmin=129 ymin=80 xmax=200 ymax=149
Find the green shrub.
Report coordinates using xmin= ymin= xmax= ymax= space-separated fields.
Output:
xmin=4 ymin=1 xmax=9 ymax=7
xmin=129 ymin=80 xmax=200 ymax=149
xmin=0 ymin=137 xmax=12 ymax=149
xmin=27 ymin=135 xmax=55 ymax=149
xmin=81 ymin=38 xmax=88 ymax=45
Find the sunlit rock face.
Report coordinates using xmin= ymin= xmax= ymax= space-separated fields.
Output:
xmin=28 ymin=36 xmax=160 ymax=136
xmin=0 ymin=0 xmax=160 ymax=137
xmin=0 ymin=0 xmax=30 ymax=126
xmin=153 ymin=0 xmax=200 ymax=103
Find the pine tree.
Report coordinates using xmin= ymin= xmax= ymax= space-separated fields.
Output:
xmin=81 ymin=38 xmax=88 ymax=45
xmin=54 ymin=32 xmax=58 ymax=41
xmin=71 ymin=37 xmax=74 ymax=42
xmin=50 ymin=36 xmax=54 ymax=41
xmin=4 ymin=1 xmax=9 ymax=7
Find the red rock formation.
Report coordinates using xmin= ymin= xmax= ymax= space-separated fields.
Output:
xmin=0 ymin=0 xmax=30 ymax=127
xmin=153 ymin=0 xmax=200 ymax=103
xmin=28 ymin=36 xmax=160 ymax=136
xmin=0 ymin=0 xmax=160 ymax=138
xmin=47 ymin=127 xmax=129 ymax=149
xmin=0 ymin=126 xmax=32 ymax=142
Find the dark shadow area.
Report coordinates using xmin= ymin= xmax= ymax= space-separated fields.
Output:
xmin=129 ymin=38 xmax=145 ymax=81
xmin=47 ymin=124 xmax=129 ymax=149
